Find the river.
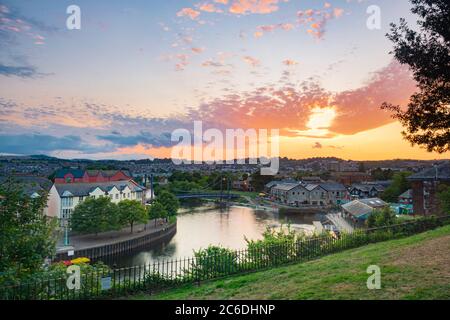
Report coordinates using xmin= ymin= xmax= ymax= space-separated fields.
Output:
xmin=107 ymin=204 xmax=326 ymax=267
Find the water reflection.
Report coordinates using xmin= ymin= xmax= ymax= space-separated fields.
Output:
xmin=108 ymin=205 xmax=325 ymax=267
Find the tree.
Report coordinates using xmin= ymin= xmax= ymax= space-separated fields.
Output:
xmin=0 ymin=183 xmax=57 ymax=282
xmin=71 ymin=197 xmax=120 ymax=235
xmin=117 ymin=200 xmax=148 ymax=233
xmin=157 ymin=191 xmax=180 ymax=217
xmin=367 ymin=207 xmax=398 ymax=228
xmin=358 ymin=162 xmax=366 ymax=173
xmin=381 ymin=172 xmax=412 ymax=203
xmin=382 ymin=0 xmax=450 ymax=153
xmin=250 ymin=171 xmax=273 ymax=192
xmin=371 ymin=168 xmax=394 ymax=181
xmin=437 ymin=184 xmax=450 ymax=214
xmin=148 ymin=202 xmax=167 ymax=226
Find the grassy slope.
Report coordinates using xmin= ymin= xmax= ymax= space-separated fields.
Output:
xmin=132 ymin=225 xmax=450 ymax=300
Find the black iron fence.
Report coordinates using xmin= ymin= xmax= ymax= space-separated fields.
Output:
xmin=1 ymin=215 xmax=449 ymax=300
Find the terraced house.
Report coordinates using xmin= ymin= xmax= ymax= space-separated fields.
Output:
xmin=270 ymin=182 xmax=348 ymax=207
xmin=46 ymin=180 xmax=145 ymax=221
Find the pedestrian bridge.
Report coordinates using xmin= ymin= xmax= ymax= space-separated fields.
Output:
xmin=175 ymin=193 xmax=240 ymax=200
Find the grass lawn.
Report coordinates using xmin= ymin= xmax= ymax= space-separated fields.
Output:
xmin=130 ymin=225 xmax=450 ymax=300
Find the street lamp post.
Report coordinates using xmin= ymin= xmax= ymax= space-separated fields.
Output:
xmin=63 ymin=218 xmax=70 ymax=246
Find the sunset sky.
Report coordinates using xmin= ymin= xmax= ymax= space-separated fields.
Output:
xmin=0 ymin=0 xmax=448 ymax=161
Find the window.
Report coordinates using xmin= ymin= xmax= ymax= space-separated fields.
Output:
xmin=61 ymin=197 xmax=73 ymax=208
xmin=61 ymin=209 xmax=72 ymax=219
xmin=115 ymin=194 xmax=119 ymax=200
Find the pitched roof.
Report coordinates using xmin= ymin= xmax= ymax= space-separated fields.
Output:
xmin=399 ymin=189 xmax=413 ymax=199
xmin=358 ymin=198 xmax=388 ymax=207
xmin=272 ymin=183 xmax=302 ymax=191
xmin=408 ymin=162 xmax=450 ymax=181
xmin=0 ymin=176 xmax=52 ymax=196
xmin=265 ymin=181 xmax=281 ymax=188
xmin=349 ymin=183 xmax=385 ymax=192
xmin=305 ymin=184 xmax=326 ymax=192
xmin=85 ymin=170 xmax=131 ymax=178
xmin=55 ymin=169 xmax=85 ymax=179
xmin=371 ymin=185 xmax=386 ymax=192
xmin=54 ymin=180 xmax=144 ymax=197
xmin=319 ymin=183 xmax=347 ymax=191
xmin=342 ymin=198 xmax=387 ymax=218
xmin=349 ymin=184 xmax=372 ymax=192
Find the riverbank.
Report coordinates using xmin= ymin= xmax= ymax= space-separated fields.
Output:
xmin=55 ymin=220 xmax=177 ymax=262
xmin=131 ymin=224 xmax=450 ymax=300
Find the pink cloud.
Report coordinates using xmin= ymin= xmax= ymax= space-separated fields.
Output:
xmin=229 ymin=0 xmax=282 ymax=15
xmin=243 ymin=56 xmax=260 ymax=67
xmin=175 ymin=54 xmax=190 ymax=71
xmin=254 ymin=22 xmax=294 ymax=38
xmin=297 ymin=5 xmax=345 ymax=39
xmin=176 ymin=8 xmax=201 ymax=20
xmin=280 ymin=23 xmax=294 ymax=31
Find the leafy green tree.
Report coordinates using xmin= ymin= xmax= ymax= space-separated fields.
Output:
xmin=157 ymin=191 xmax=180 ymax=216
xmin=367 ymin=207 xmax=398 ymax=228
xmin=371 ymin=168 xmax=394 ymax=181
xmin=437 ymin=184 xmax=450 ymax=215
xmin=148 ymin=202 xmax=167 ymax=226
xmin=71 ymin=197 xmax=120 ymax=235
xmin=382 ymin=0 xmax=450 ymax=153
xmin=250 ymin=171 xmax=273 ymax=192
xmin=118 ymin=200 xmax=148 ymax=233
xmin=381 ymin=171 xmax=412 ymax=202
xmin=0 ymin=184 xmax=57 ymax=283
xmin=245 ymin=225 xmax=300 ymax=265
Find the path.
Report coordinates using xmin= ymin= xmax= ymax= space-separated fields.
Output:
xmin=326 ymin=213 xmax=355 ymax=233
xmin=57 ymin=219 xmax=170 ymax=252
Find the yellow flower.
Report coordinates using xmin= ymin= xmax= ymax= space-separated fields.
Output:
xmin=71 ymin=257 xmax=90 ymax=264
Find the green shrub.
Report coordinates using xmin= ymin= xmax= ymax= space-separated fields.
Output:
xmin=191 ymin=246 xmax=239 ymax=280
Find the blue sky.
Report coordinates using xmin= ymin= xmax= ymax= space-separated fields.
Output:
xmin=1 ymin=0 xmax=445 ymax=160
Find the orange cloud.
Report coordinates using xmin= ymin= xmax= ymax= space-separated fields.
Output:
xmin=198 ymin=3 xmax=223 ymax=13
xmin=254 ymin=31 xmax=264 ymax=38
xmin=185 ymin=61 xmax=415 ymax=139
xmin=333 ymin=8 xmax=344 ymax=18
xmin=330 ymin=61 xmax=416 ymax=135
xmin=283 ymin=59 xmax=298 ymax=66
xmin=176 ymin=8 xmax=201 ymax=20
xmin=229 ymin=0 xmax=282 ymax=15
